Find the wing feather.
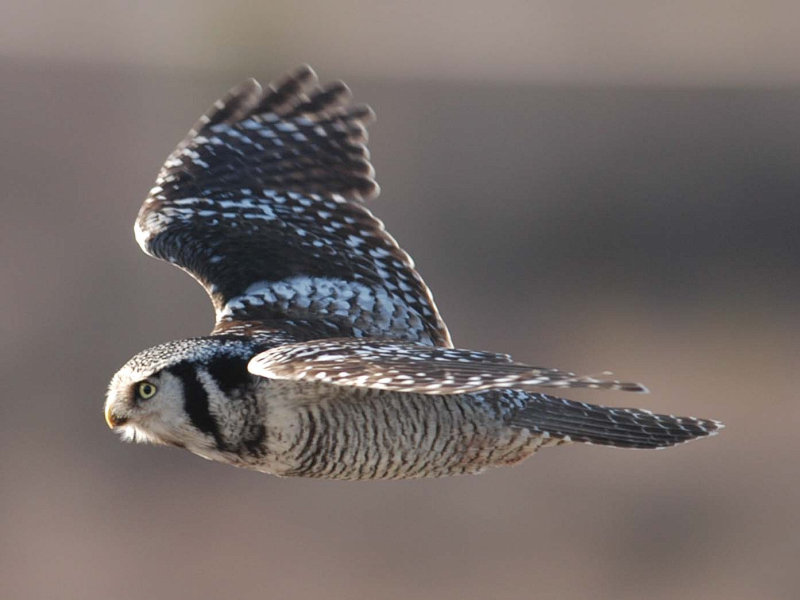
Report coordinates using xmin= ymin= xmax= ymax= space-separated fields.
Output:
xmin=247 ymin=338 xmax=648 ymax=395
xmin=135 ymin=66 xmax=451 ymax=346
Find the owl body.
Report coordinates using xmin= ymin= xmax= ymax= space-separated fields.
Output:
xmin=109 ymin=335 xmax=715 ymax=480
xmin=104 ymin=66 xmax=721 ymax=480
xmin=109 ymin=337 xmax=552 ymax=479
xmin=258 ymin=384 xmax=547 ymax=480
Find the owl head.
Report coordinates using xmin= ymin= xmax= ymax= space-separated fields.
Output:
xmin=104 ymin=337 xmax=253 ymax=455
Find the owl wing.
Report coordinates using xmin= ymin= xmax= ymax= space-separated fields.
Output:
xmin=135 ymin=65 xmax=452 ymax=346
xmin=247 ymin=338 xmax=648 ymax=394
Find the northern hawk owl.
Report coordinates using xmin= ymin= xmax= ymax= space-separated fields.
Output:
xmin=105 ymin=66 xmax=722 ymax=479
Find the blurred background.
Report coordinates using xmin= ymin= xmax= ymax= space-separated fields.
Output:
xmin=2 ymin=2 xmax=798 ymax=599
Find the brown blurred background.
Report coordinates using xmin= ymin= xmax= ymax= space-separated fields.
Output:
xmin=2 ymin=2 xmax=798 ymax=599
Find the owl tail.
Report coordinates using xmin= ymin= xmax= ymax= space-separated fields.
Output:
xmin=508 ymin=394 xmax=723 ymax=449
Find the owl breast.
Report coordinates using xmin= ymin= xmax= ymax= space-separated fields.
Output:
xmin=258 ymin=382 xmax=548 ymax=480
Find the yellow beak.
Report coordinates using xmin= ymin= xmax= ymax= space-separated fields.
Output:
xmin=105 ymin=404 xmax=128 ymax=428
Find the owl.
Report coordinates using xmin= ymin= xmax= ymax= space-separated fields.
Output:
xmin=104 ymin=65 xmax=722 ymax=479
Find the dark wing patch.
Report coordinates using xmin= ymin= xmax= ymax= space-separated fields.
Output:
xmin=135 ymin=65 xmax=451 ymax=346
xmin=247 ymin=338 xmax=648 ymax=394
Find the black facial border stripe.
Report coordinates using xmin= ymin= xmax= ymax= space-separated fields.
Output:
xmin=170 ymin=361 xmax=225 ymax=449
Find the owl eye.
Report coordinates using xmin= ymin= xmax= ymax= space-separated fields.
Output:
xmin=136 ymin=381 xmax=158 ymax=400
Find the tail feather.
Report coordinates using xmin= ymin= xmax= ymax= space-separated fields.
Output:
xmin=508 ymin=394 xmax=723 ymax=449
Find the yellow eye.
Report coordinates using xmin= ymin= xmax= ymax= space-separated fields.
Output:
xmin=137 ymin=381 xmax=157 ymax=400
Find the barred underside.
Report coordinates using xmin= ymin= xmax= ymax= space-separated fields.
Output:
xmin=267 ymin=386 xmax=557 ymax=480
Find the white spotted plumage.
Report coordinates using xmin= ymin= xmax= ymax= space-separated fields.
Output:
xmin=104 ymin=65 xmax=722 ymax=480
xmin=247 ymin=339 xmax=649 ymax=395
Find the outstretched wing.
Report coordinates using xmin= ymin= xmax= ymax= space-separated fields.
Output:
xmin=248 ymin=338 xmax=648 ymax=395
xmin=135 ymin=65 xmax=452 ymax=346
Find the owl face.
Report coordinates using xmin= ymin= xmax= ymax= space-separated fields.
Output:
xmin=105 ymin=354 xmax=214 ymax=453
